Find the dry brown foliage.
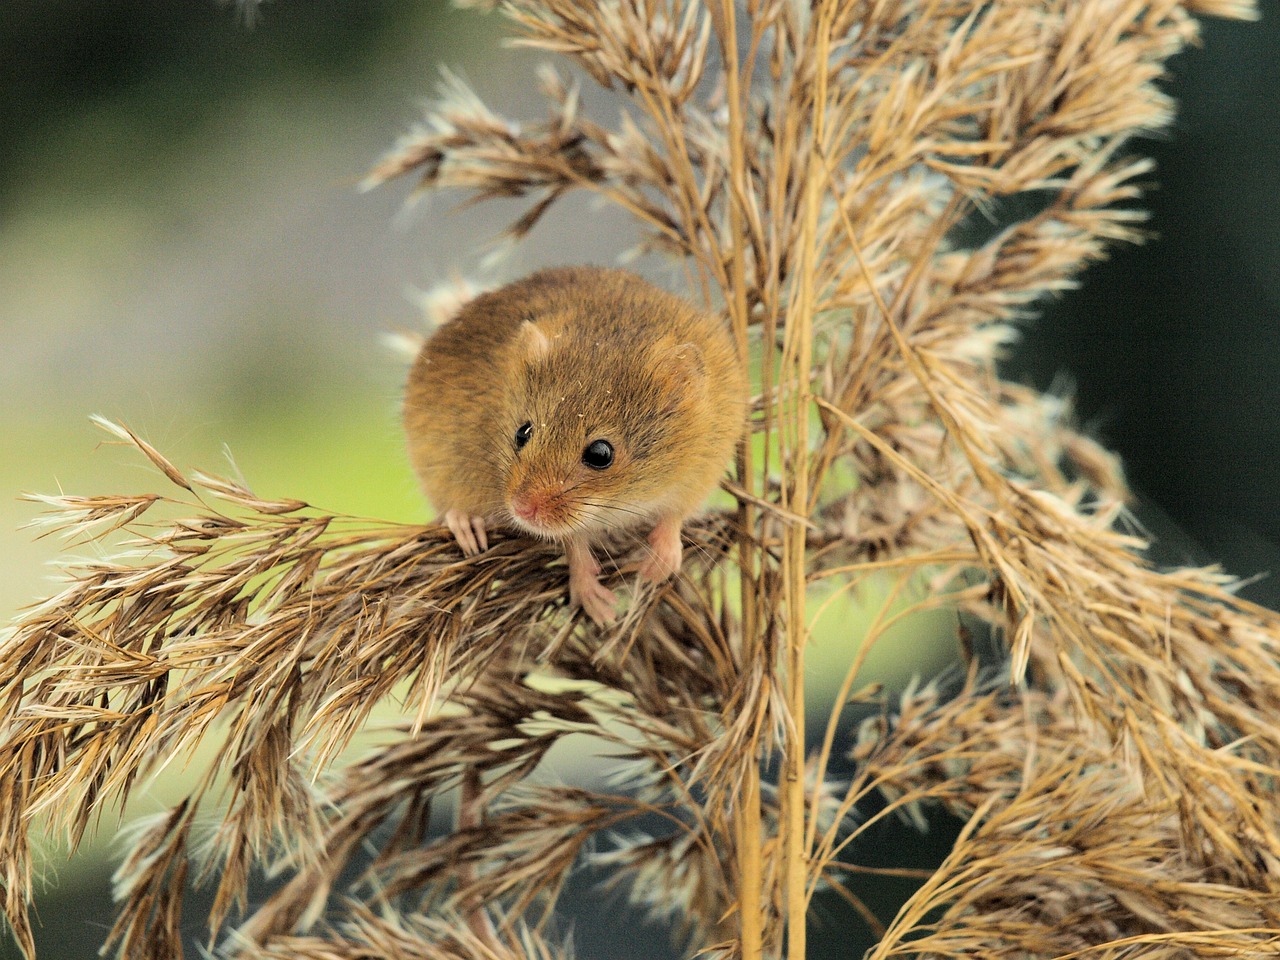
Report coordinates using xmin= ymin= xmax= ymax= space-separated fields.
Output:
xmin=4 ymin=1 xmax=1278 ymax=958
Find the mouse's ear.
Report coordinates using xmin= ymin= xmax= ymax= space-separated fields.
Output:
xmin=515 ymin=320 xmax=552 ymax=361
xmin=651 ymin=336 xmax=706 ymax=410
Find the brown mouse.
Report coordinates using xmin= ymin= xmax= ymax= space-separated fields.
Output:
xmin=403 ymin=266 xmax=747 ymax=625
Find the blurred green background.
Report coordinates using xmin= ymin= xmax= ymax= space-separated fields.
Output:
xmin=1 ymin=1 xmax=1277 ymax=957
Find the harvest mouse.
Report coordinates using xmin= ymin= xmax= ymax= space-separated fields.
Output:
xmin=403 ymin=266 xmax=747 ymax=625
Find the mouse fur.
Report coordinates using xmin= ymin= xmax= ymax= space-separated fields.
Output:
xmin=404 ymin=265 xmax=747 ymax=624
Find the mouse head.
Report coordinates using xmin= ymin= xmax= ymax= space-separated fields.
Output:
xmin=500 ymin=321 xmax=707 ymax=540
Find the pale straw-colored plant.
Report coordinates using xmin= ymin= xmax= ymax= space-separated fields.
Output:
xmin=4 ymin=1 xmax=1279 ymax=958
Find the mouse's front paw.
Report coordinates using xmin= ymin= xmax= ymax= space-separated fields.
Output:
xmin=566 ymin=538 xmax=617 ymax=625
xmin=570 ymin=572 xmax=618 ymax=626
xmin=639 ymin=517 xmax=683 ymax=582
xmin=442 ymin=509 xmax=489 ymax=556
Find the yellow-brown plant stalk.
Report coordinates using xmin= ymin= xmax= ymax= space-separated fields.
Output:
xmin=3 ymin=1 xmax=1278 ymax=958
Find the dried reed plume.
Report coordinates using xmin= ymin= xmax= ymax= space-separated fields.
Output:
xmin=3 ymin=1 xmax=1277 ymax=958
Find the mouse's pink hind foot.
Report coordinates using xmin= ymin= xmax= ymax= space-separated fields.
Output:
xmin=639 ymin=517 xmax=683 ymax=582
xmin=566 ymin=539 xmax=617 ymax=626
xmin=442 ymin=509 xmax=489 ymax=556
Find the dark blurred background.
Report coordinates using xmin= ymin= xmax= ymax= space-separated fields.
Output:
xmin=1015 ymin=9 xmax=1280 ymax=606
xmin=1 ymin=1 xmax=1276 ymax=957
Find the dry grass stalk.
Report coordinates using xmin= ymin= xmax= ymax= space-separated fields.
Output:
xmin=3 ymin=0 xmax=1277 ymax=958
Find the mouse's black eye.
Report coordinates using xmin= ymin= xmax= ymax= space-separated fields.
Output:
xmin=582 ymin=439 xmax=614 ymax=470
xmin=514 ymin=422 xmax=533 ymax=450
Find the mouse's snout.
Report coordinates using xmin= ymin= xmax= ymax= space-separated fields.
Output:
xmin=509 ymin=493 xmax=541 ymax=523
xmin=507 ymin=481 xmax=575 ymax=538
